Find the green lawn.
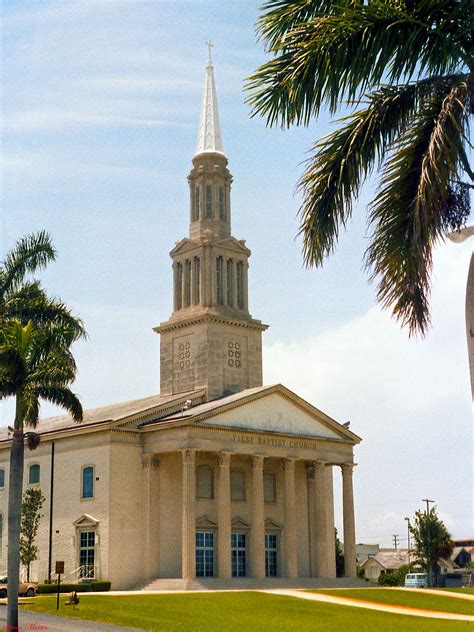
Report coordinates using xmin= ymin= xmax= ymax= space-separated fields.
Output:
xmin=22 ymin=592 xmax=472 ymax=631
xmin=309 ymin=589 xmax=474 ymax=615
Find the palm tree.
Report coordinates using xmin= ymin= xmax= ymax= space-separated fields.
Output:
xmin=0 ymin=232 xmax=85 ymax=630
xmin=0 ymin=231 xmax=86 ymax=336
xmin=247 ymin=0 xmax=473 ymax=335
xmin=0 ymin=319 xmax=83 ymax=629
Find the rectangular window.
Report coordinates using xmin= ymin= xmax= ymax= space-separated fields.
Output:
xmin=218 ymin=186 xmax=225 ymax=220
xmin=82 ymin=466 xmax=94 ymax=499
xmin=28 ymin=464 xmax=40 ymax=486
xmin=176 ymin=262 xmax=183 ymax=310
xmin=79 ymin=530 xmax=95 ymax=578
xmin=196 ymin=531 xmax=214 ymax=577
xmin=265 ymin=533 xmax=278 ymax=577
xmin=192 ymin=185 xmax=200 ymax=221
xmin=184 ymin=260 xmax=192 ymax=307
xmin=236 ymin=261 xmax=244 ymax=309
xmin=205 ymin=185 xmax=213 ymax=218
xmin=231 ymin=532 xmax=247 ymax=577
xmin=230 ymin=470 xmax=245 ymax=501
xmin=0 ymin=470 xmax=4 ymax=489
xmin=263 ymin=472 xmax=276 ymax=503
xmin=226 ymin=259 xmax=233 ymax=306
xmin=193 ymin=257 xmax=200 ymax=305
xmin=216 ymin=256 xmax=223 ymax=305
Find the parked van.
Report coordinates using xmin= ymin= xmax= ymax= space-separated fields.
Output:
xmin=404 ymin=573 xmax=428 ymax=588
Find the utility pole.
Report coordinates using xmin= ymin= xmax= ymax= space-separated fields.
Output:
xmin=392 ymin=535 xmax=400 ymax=551
xmin=422 ymin=498 xmax=435 ymax=514
xmin=404 ymin=517 xmax=411 ymax=567
xmin=422 ymin=498 xmax=435 ymax=587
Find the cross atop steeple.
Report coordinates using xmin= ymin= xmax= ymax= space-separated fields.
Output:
xmin=206 ymin=39 xmax=213 ymax=62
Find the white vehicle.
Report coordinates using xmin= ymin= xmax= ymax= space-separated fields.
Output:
xmin=404 ymin=572 xmax=428 ymax=588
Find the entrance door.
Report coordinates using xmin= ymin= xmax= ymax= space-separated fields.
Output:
xmin=231 ymin=532 xmax=247 ymax=577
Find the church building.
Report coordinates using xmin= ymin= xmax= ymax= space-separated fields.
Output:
xmin=0 ymin=53 xmax=361 ymax=590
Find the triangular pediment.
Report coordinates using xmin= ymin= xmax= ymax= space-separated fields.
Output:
xmin=195 ymin=387 xmax=356 ymax=442
xmin=170 ymin=238 xmax=199 ymax=256
xmin=265 ymin=518 xmax=281 ymax=530
xmin=196 ymin=515 xmax=218 ymax=528
xmin=215 ymin=237 xmax=251 ymax=255
xmin=231 ymin=517 xmax=250 ymax=529
xmin=73 ymin=514 xmax=99 ymax=528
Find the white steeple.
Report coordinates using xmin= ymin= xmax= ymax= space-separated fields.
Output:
xmin=195 ymin=41 xmax=224 ymax=157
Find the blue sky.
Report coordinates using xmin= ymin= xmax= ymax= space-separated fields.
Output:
xmin=1 ymin=0 xmax=472 ymax=545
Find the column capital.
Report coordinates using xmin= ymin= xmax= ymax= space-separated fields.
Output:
xmin=182 ymin=448 xmax=197 ymax=464
xmin=142 ymin=455 xmax=160 ymax=469
xmin=313 ymin=460 xmax=327 ymax=473
xmin=251 ymin=454 xmax=265 ymax=469
xmin=341 ymin=463 xmax=356 ymax=476
xmin=281 ymin=457 xmax=296 ymax=471
xmin=217 ymin=451 xmax=232 ymax=466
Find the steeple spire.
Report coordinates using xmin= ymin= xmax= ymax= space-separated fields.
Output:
xmin=195 ymin=42 xmax=224 ymax=157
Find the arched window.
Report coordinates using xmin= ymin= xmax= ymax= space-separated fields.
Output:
xmin=263 ymin=472 xmax=276 ymax=503
xmin=28 ymin=464 xmax=40 ymax=486
xmin=196 ymin=465 xmax=213 ymax=499
xmin=82 ymin=466 xmax=94 ymax=499
xmin=230 ymin=469 xmax=246 ymax=501
xmin=0 ymin=469 xmax=4 ymax=489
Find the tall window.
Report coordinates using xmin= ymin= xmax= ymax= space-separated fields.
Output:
xmin=176 ymin=262 xmax=183 ymax=310
xmin=193 ymin=257 xmax=200 ymax=304
xmin=184 ymin=260 xmax=192 ymax=308
xmin=230 ymin=470 xmax=245 ymax=501
xmin=196 ymin=532 xmax=214 ymax=577
xmin=0 ymin=515 xmax=2 ymax=557
xmin=192 ymin=185 xmax=200 ymax=221
xmin=216 ymin=256 xmax=223 ymax=305
xmin=205 ymin=185 xmax=213 ymax=218
xmin=231 ymin=533 xmax=247 ymax=577
xmin=0 ymin=469 xmax=4 ymax=489
xmin=263 ymin=472 xmax=276 ymax=503
xmin=79 ymin=530 xmax=95 ymax=578
xmin=82 ymin=466 xmax=94 ymax=499
xmin=196 ymin=465 xmax=213 ymax=499
xmin=265 ymin=533 xmax=278 ymax=577
xmin=226 ymin=259 xmax=234 ymax=306
xmin=218 ymin=186 xmax=225 ymax=220
xmin=28 ymin=464 xmax=40 ymax=486
xmin=236 ymin=261 xmax=244 ymax=309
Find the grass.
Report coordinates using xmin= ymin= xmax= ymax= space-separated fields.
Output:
xmin=22 ymin=592 xmax=473 ymax=631
xmin=440 ymin=588 xmax=474 ymax=595
xmin=309 ymin=589 xmax=474 ymax=615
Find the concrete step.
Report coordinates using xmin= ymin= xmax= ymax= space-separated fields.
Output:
xmin=137 ymin=577 xmax=368 ymax=592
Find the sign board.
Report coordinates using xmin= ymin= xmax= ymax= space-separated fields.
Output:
xmin=55 ymin=561 xmax=65 ymax=574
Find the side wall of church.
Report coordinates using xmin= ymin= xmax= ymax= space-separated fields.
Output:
xmin=107 ymin=437 xmax=143 ymax=589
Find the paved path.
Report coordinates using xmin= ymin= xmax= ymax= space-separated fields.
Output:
xmin=391 ymin=587 xmax=474 ymax=601
xmin=0 ymin=606 xmax=143 ymax=632
xmin=259 ymin=588 xmax=474 ymax=622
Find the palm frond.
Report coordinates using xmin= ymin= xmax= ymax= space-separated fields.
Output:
xmin=365 ymin=78 xmax=471 ymax=335
xmin=0 ymin=232 xmax=55 ymax=297
xmin=35 ymin=386 xmax=83 ymax=423
xmin=247 ymin=0 xmax=469 ymax=125
xmin=297 ymin=75 xmax=466 ymax=267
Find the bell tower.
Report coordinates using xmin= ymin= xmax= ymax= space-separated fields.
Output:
xmin=155 ymin=47 xmax=267 ymax=401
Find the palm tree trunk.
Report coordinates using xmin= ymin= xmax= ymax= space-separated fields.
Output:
xmin=7 ymin=399 xmax=24 ymax=631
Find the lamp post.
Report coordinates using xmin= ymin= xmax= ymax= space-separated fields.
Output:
xmin=404 ymin=517 xmax=411 ymax=567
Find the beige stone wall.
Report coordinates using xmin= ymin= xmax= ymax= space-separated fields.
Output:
xmin=157 ymin=452 xmax=182 ymax=578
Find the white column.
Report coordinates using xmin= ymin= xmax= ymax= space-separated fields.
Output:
xmin=313 ymin=461 xmax=328 ymax=577
xmin=324 ymin=465 xmax=336 ymax=578
xmin=251 ymin=455 xmax=265 ymax=578
xmin=217 ymin=452 xmax=232 ymax=578
xmin=283 ymin=459 xmax=298 ymax=578
xmin=141 ymin=455 xmax=160 ymax=579
xmin=243 ymin=261 xmax=249 ymax=311
xmin=341 ymin=463 xmax=357 ymax=578
xmin=182 ymin=449 xmax=196 ymax=580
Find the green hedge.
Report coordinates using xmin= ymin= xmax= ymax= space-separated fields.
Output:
xmin=38 ymin=581 xmax=111 ymax=594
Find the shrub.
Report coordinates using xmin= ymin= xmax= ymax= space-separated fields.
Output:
xmin=38 ymin=581 xmax=111 ymax=594
xmin=377 ymin=571 xmax=399 ymax=586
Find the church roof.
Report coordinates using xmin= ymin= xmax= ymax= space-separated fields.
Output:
xmin=0 ymin=390 xmax=205 ymax=442
xmin=195 ymin=53 xmax=224 ymax=157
